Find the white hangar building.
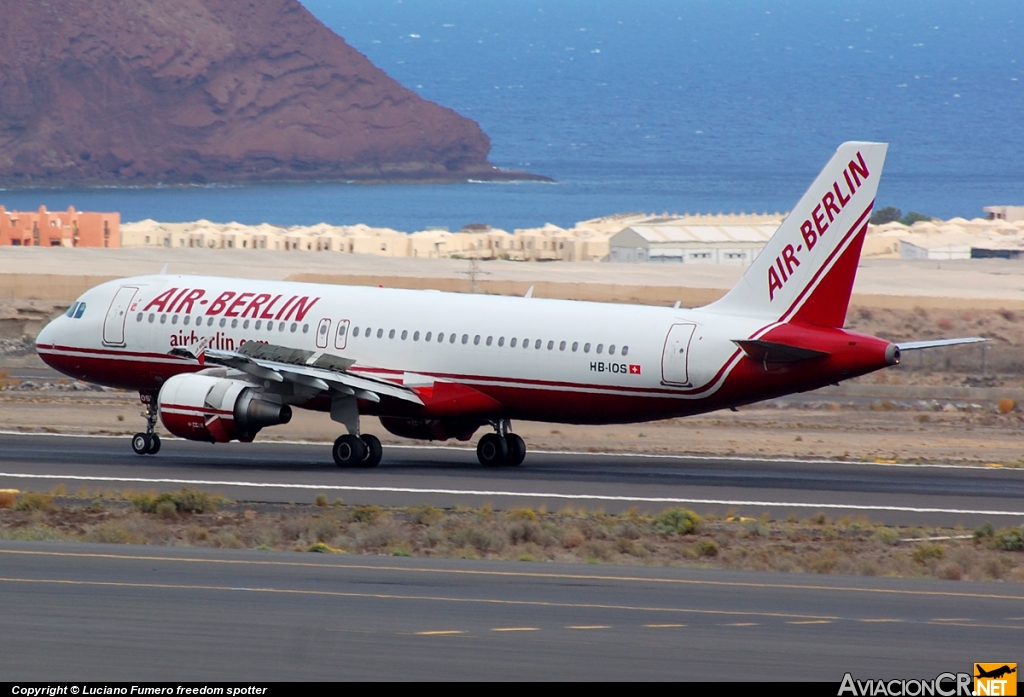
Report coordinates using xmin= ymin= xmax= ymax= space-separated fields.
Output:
xmin=608 ymin=217 xmax=780 ymax=264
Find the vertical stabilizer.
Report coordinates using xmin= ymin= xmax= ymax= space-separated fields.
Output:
xmin=705 ymin=142 xmax=888 ymax=327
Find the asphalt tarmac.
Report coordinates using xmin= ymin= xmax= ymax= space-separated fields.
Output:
xmin=2 ymin=433 xmax=1023 ymax=526
xmin=1 ymin=541 xmax=1020 ymax=681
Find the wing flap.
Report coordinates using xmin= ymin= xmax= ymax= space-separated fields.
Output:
xmin=203 ymin=344 xmax=423 ymax=406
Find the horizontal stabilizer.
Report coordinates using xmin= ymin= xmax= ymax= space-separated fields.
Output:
xmin=896 ymin=337 xmax=987 ymax=351
xmin=733 ymin=339 xmax=830 ymax=364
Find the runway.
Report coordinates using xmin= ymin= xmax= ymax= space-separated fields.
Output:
xmin=2 ymin=432 xmax=1023 ymax=526
xmin=1 ymin=541 xmax=1021 ymax=680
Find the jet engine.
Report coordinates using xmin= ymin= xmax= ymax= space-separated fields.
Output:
xmin=157 ymin=373 xmax=291 ymax=443
xmin=379 ymin=416 xmax=480 ymax=442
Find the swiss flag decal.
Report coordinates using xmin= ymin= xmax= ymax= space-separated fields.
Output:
xmin=629 ymin=364 xmax=641 ymax=375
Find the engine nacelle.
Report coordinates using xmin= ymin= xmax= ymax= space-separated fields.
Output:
xmin=158 ymin=373 xmax=292 ymax=443
xmin=379 ymin=416 xmax=480 ymax=442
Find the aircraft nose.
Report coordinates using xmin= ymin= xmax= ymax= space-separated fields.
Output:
xmin=35 ymin=316 xmax=60 ymax=353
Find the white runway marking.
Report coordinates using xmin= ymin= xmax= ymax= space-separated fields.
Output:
xmin=0 ymin=470 xmax=1021 ymax=517
xmin=0 ymin=430 xmax=1016 ymax=473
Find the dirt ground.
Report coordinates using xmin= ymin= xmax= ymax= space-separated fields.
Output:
xmin=2 ymin=382 xmax=1024 ymax=465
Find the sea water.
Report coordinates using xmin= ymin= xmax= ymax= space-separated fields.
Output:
xmin=1 ymin=0 xmax=1021 ymax=229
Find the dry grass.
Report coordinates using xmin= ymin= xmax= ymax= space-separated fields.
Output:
xmin=1 ymin=489 xmax=1022 ymax=582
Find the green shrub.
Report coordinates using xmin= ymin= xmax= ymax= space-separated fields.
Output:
xmin=993 ymin=526 xmax=1024 ymax=552
xmin=14 ymin=492 xmax=56 ymax=512
xmin=349 ymin=505 xmax=382 ymax=523
xmin=411 ymin=505 xmax=443 ymax=525
xmin=132 ymin=488 xmax=224 ymax=515
xmin=654 ymin=508 xmax=700 ymax=535
xmin=694 ymin=539 xmax=719 ymax=557
xmin=912 ymin=544 xmax=945 ymax=565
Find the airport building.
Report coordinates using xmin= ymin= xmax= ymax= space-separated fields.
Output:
xmin=608 ymin=214 xmax=783 ymax=264
xmin=0 ymin=205 xmax=119 ymax=248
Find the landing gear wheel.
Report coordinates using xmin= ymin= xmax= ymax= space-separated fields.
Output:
xmin=504 ymin=433 xmax=526 ymax=467
xmin=477 ymin=432 xmax=510 ymax=467
xmin=333 ymin=434 xmax=367 ymax=467
xmin=146 ymin=433 xmax=162 ymax=455
xmin=360 ymin=434 xmax=382 ymax=468
xmin=131 ymin=433 xmax=151 ymax=456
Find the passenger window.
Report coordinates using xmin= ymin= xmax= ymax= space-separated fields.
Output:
xmin=148 ymin=314 xmax=155 ymax=323
xmin=510 ymin=338 xmax=517 ymax=348
xmin=184 ymin=316 xmax=191 ymax=326
xmin=609 ymin=345 xmax=616 ymax=355
xmin=547 ymin=340 xmax=554 ymax=350
xmin=450 ymin=334 xmax=457 ymax=344
xmin=319 ymin=323 xmax=328 ymax=336
xmin=338 ymin=325 xmax=347 ymax=336
xmin=365 ymin=327 xmax=372 ymax=337
xmin=572 ymin=342 xmax=578 ymax=352
xmin=389 ymin=329 xmax=396 ymax=339
xmin=219 ymin=318 xmax=225 ymax=328
xmin=291 ymin=323 xmax=298 ymax=333
xmin=171 ymin=315 xmax=178 ymax=325
xmin=437 ymin=333 xmax=444 ymax=342
xmin=461 ymin=334 xmax=468 ymax=345
xmin=243 ymin=320 xmax=250 ymax=329
xmin=473 ymin=335 xmax=481 ymax=345
xmin=401 ymin=330 xmax=408 ymax=340
xmin=584 ymin=343 xmax=591 ymax=353
xmin=377 ymin=329 xmax=383 ymax=339
xmin=622 ymin=346 xmax=629 ymax=356
xmin=160 ymin=315 xmax=167 ymax=324
xmin=302 ymin=324 xmax=309 ymax=333
xmin=559 ymin=341 xmax=566 ymax=351
xmin=498 ymin=337 xmax=505 ymax=347
xmin=278 ymin=322 xmax=285 ymax=332
xmin=231 ymin=319 xmax=237 ymax=328
xmin=208 ymin=317 xmax=215 ymax=327
xmin=523 ymin=338 xmax=529 ymax=349
xmin=486 ymin=336 xmax=493 ymax=346
xmin=597 ymin=344 xmax=604 ymax=354
xmin=414 ymin=331 xmax=420 ymax=341
xmin=426 ymin=331 xmax=433 ymax=342
xmin=136 ymin=312 xmax=143 ymax=322
xmin=535 ymin=339 xmax=542 ymax=350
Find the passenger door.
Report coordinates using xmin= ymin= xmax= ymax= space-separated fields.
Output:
xmin=102 ymin=285 xmax=139 ymax=347
xmin=661 ymin=323 xmax=696 ymax=385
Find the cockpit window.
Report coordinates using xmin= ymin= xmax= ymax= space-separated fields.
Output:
xmin=65 ymin=302 xmax=87 ymax=319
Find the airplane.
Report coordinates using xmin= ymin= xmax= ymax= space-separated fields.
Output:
xmin=34 ymin=141 xmax=984 ymax=468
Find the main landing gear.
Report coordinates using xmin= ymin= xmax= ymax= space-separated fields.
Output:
xmin=132 ymin=391 xmax=161 ymax=456
xmin=477 ymin=420 xmax=526 ymax=467
xmin=332 ymin=434 xmax=383 ymax=468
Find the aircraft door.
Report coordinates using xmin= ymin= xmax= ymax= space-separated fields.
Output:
xmin=334 ymin=319 xmax=351 ymax=350
xmin=102 ymin=285 xmax=139 ymax=347
xmin=315 ymin=318 xmax=331 ymax=349
xmin=661 ymin=323 xmax=696 ymax=385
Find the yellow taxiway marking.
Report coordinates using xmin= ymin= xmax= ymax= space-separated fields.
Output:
xmin=859 ymin=619 xmax=904 ymax=623
xmin=416 ymin=630 xmax=465 ymax=636
xmin=3 ymin=548 xmax=1024 ymax=604
xmin=787 ymin=620 xmax=833 ymax=625
xmin=644 ymin=624 xmax=687 ymax=628
xmin=931 ymin=618 xmax=973 ymax=622
xmin=724 ymin=622 xmax=759 ymax=627
xmin=491 ymin=627 xmax=540 ymax=632
xmin=925 ymin=621 xmax=1024 ymax=630
xmin=566 ymin=625 xmax=611 ymax=630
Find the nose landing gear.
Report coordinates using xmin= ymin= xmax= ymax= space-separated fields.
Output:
xmin=131 ymin=391 xmax=161 ymax=455
xmin=477 ymin=420 xmax=526 ymax=467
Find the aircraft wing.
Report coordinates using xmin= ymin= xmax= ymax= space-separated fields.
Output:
xmin=197 ymin=342 xmax=424 ymax=406
xmin=896 ymin=337 xmax=987 ymax=351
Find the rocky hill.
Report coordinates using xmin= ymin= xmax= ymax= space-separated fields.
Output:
xmin=0 ymin=0 xmax=529 ymax=185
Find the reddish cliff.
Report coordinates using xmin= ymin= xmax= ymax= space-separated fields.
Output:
xmin=0 ymin=0 xmax=525 ymax=185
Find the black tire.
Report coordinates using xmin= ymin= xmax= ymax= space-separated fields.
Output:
xmin=131 ymin=433 xmax=151 ymax=456
xmin=360 ymin=434 xmax=383 ymax=468
xmin=505 ymin=433 xmax=526 ymax=467
xmin=477 ymin=432 xmax=509 ymax=466
xmin=147 ymin=433 xmax=161 ymax=455
xmin=333 ymin=434 xmax=367 ymax=467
